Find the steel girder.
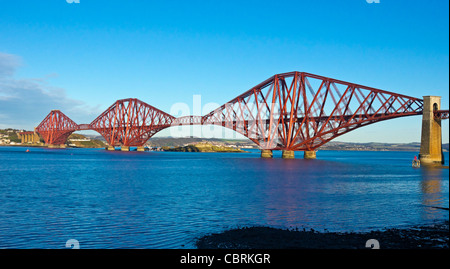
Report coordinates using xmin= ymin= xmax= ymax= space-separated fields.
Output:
xmin=434 ymin=110 xmax=449 ymax=120
xmin=35 ymin=110 xmax=78 ymax=145
xmin=35 ymin=72 xmax=430 ymax=149
xmin=202 ymin=72 xmax=424 ymax=150
xmin=89 ymin=98 xmax=175 ymax=147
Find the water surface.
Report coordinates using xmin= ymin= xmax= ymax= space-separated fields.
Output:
xmin=0 ymin=147 xmax=448 ymax=248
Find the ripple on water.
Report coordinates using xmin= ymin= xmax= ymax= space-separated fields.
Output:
xmin=0 ymin=147 xmax=448 ymax=248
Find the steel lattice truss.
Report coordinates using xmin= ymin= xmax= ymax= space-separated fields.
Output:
xmin=202 ymin=72 xmax=424 ymax=150
xmin=434 ymin=110 xmax=449 ymax=120
xmin=35 ymin=72 xmax=430 ymax=149
xmin=171 ymin=116 xmax=203 ymax=126
xmin=35 ymin=110 xmax=78 ymax=145
xmin=89 ymin=98 xmax=175 ymax=147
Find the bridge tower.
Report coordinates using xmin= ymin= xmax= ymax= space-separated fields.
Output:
xmin=419 ymin=96 xmax=443 ymax=165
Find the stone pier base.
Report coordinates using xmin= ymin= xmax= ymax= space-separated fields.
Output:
xmin=419 ymin=96 xmax=443 ymax=166
xmin=261 ymin=149 xmax=273 ymax=158
xmin=304 ymin=150 xmax=316 ymax=159
xmin=106 ymin=146 xmax=116 ymax=151
xmin=48 ymin=144 xmax=66 ymax=149
xmin=137 ymin=146 xmax=146 ymax=152
xmin=282 ymin=150 xmax=295 ymax=159
xmin=121 ymin=146 xmax=130 ymax=152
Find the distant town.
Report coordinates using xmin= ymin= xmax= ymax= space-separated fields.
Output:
xmin=0 ymin=128 xmax=448 ymax=152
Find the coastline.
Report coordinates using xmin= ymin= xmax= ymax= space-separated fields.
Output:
xmin=0 ymin=144 xmax=103 ymax=149
xmin=1 ymin=144 xmax=448 ymax=152
xmin=195 ymin=221 xmax=449 ymax=249
xmin=0 ymin=144 xmax=46 ymax=148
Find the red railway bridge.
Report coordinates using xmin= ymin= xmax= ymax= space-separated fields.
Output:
xmin=35 ymin=71 xmax=448 ymax=160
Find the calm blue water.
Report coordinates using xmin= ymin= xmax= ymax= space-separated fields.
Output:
xmin=0 ymin=146 xmax=448 ymax=249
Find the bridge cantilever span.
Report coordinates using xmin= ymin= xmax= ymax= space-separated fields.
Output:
xmin=202 ymin=72 xmax=424 ymax=155
xmin=35 ymin=71 xmax=434 ymax=156
xmin=35 ymin=110 xmax=78 ymax=146
xmin=89 ymin=98 xmax=176 ymax=148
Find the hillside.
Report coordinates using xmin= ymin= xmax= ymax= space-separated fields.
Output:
xmin=146 ymin=137 xmax=448 ymax=152
xmin=145 ymin=137 xmax=256 ymax=148
xmin=163 ymin=142 xmax=247 ymax=153
xmin=67 ymin=134 xmax=106 ymax=148
xmin=321 ymin=142 xmax=448 ymax=152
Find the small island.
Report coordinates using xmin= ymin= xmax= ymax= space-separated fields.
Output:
xmin=162 ymin=142 xmax=247 ymax=153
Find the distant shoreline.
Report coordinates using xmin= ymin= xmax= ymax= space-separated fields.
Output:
xmin=162 ymin=143 xmax=248 ymax=153
xmin=0 ymin=144 xmax=47 ymax=148
xmin=1 ymin=129 xmax=448 ymax=151
xmin=0 ymin=143 xmax=448 ymax=152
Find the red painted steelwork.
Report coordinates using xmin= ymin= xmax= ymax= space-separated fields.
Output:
xmin=202 ymin=72 xmax=424 ymax=150
xmin=89 ymin=98 xmax=175 ymax=147
xmin=434 ymin=110 xmax=449 ymax=120
xmin=35 ymin=110 xmax=78 ymax=145
xmin=171 ymin=116 xmax=203 ymax=126
xmin=35 ymin=72 xmax=429 ymax=149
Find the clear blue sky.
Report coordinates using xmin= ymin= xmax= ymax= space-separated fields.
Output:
xmin=0 ymin=0 xmax=448 ymax=143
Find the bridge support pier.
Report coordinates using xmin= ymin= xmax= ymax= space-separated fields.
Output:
xmin=137 ymin=146 xmax=146 ymax=152
xmin=419 ymin=96 xmax=443 ymax=166
xmin=48 ymin=144 xmax=66 ymax=149
xmin=282 ymin=150 xmax=295 ymax=159
xmin=106 ymin=146 xmax=115 ymax=151
xmin=261 ymin=149 xmax=273 ymax=158
xmin=121 ymin=146 xmax=130 ymax=152
xmin=304 ymin=150 xmax=316 ymax=159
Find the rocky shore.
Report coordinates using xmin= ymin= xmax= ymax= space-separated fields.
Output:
xmin=196 ymin=221 xmax=449 ymax=249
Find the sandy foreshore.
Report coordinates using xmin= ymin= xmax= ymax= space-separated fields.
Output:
xmin=196 ymin=221 xmax=449 ymax=249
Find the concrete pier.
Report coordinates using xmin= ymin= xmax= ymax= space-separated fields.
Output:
xmin=282 ymin=150 xmax=295 ymax=159
xmin=121 ymin=146 xmax=130 ymax=151
xmin=304 ymin=150 xmax=316 ymax=159
xmin=261 ymin=149 xmax=273 ymax=158
xmin=106 ymin=146 xmax=115 ymax=151
xmin=419 ymin=96 xmax=443 ymax=165
xmin=137 ymin=146 xmax=146 ymax=152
